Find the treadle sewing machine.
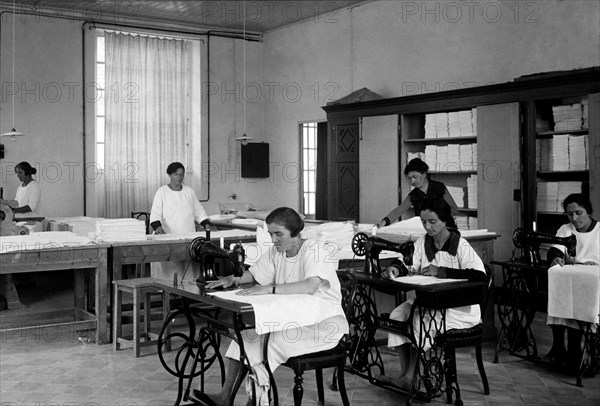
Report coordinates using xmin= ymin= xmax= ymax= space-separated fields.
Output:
xmin=344 ymin=232 xmax=488 ymax=405
xmin=511 ymin=227 xmax=576 ymax=266
xmin=351 ymin=232 xmax=414 ymax=274
xmin=494 ymin=226 xmax=600 ymax=387
xmin=188 ymin=236 xmax=246 ymax=282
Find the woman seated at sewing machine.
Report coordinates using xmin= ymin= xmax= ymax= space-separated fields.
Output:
xmin=195 ymin=207 xmax=349 ymax=406
xmin=376 ymin=158 xmax=458 ymax=229
xmin=378 ymin=197 xmax=486 ymax=387
xmin=545 ymin=193 xmax=599 ymax=366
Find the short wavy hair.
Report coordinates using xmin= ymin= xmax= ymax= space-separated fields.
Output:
xmin=266 ymin=207 xmax=305 ymax=237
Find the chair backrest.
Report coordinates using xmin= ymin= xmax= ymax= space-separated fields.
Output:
xmin=336 ymin=271 xmax=357 ymax=322
xmin=480 ymin=263 xmax=494 ymax=321
xmin=131 ymin=211 xmax=151 ymax=234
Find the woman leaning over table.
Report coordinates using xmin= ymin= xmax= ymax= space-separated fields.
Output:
xmin=378 ymin=197 xmax=486 ymax=388
xmin=194 ymin=207 xmax=349 ymax=406
xmin=377 ymin=158 xmax=459 ymax=229
xmin=149 ymin=162 xmax=209 ymax=282
xmin=545 ymin=193 xmax=599 ymax=366
xmin=13 ymin=161 xmax=42 ymax=215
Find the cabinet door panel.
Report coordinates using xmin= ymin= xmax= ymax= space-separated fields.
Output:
xmin=327 ymin=122 xmax=359 ymax=221
xmin=359 ymin=115 xmax=399 ymax=223
xmin=477 ymin=103 xmax=521 ymax=262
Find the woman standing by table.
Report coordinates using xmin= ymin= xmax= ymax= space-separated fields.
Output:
xmin=12 ymin=161 xmax=42 ymax=215
xmin=379 ymin=197 xmax=486 ymax=387
xmin=545 ymin=193 xmax=599 ymax=366
xmin=377 ymin=158 xmax=459 ymax=229
xmin=149 ymin=162 xmax=209 ymax=282
xmin=196 ymin=207 xmax=349 ymax=406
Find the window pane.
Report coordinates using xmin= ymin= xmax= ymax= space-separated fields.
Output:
xmin=308 ymin=193 xmax=315 ymax=215
xmin=308 ymin=127 xmax=316 ymax=149
xmin=308 ymin=150 xmax=316 ymax=170
xmin=96 ymin=116 xmax=105 ymax=143
xmin=96 ymin=63 xmax=105 ymax=90
xmin=97 ymin=36 xmax=105 ymax=63
xmin=97 ymin=89 xmax=105 ymax=116
xmin=303 ymin=174 xmax=309 ymax=191
xmin=303 ymin=127 xmax=308 ymax=148
xmin=308 ymin=171 xmax=316 ymax=192
xmin=96 ymin=143 xmax=105 ymax=170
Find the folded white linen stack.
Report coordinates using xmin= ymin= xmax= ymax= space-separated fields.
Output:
xmin=300 ymin=221 xmax=354 ymax=248
xmin=553 ymin=103 xmax=583 ymax=131
xmin=548 ymin=264 xmax=600 ymax=324
xmin=424 ymin=145 xmax=437 ymax=168
xmin=424 ymin=114 xmax=437 ymax=138
xmin=436 ymin=112 xmax=449 ymax=138
xmin=207 ymin=291 xmax=344 ymax=334
xmin=558 ymin=182 xmax=582 ymax=205
xmin=536 ymin=182 xmax=559 ymax=212
xmin=448 ymin=112 xmax=460 ymax=137
xmin=95 ymin=218 xmax=147 ymax=241
xmin=447 ymin=144 xmax=460 ymax=171
xmin=467 ymin=174 xmax=478 ymax=209
xmin=552 ymin=134 xmax=570 ymax=171
xmin=459 ymin=109 xmax=474 ymax=137
xmin=459 ymin=144 xmax=474 ymax=171
xmin=455 ymin=216 xmax=468 ymax=230
xmin=467 ymin=216 xmax=478 ymax=230
xmin=568 ymin=134 xmax=587 ymax=170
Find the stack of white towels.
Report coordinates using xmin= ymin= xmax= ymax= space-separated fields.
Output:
xmin=95 ymin=218 xmax=147 ymax=241
xmin=537 ymin=182 xmax=582 ymax=212
xmin=467 ymin=175 xmax=478 ymax=209
xmin=421 ymin=144 xmax=477 ymax=171
xmin=454 ymin=215 xmax=478 ymax=231
xmin=552 ymin=103 xmax=584 ymax=131
xmin=424 ymin=109 xmax=477 ymax=139
xmin=537 ymin=134 xmax=588 ymax=171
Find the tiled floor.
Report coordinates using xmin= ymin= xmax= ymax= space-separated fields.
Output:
xmin=1 ymin=275 xmax=599 ymax=406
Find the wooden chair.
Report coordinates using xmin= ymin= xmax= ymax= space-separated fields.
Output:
xmin=130 ymin=211 xmax=151 ymax=277
xmin=273 ymin=271 xmax=355 ymax=406
xmin=435 ymin=264 xmax=493 ymax=406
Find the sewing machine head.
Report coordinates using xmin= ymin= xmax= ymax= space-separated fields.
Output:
xmin=512 ymin=227 xmax=577 ymax=265
xmin=351 ymin=232 xmax=414 ymax=274
xmin=189 ymin=237 xmax=246 ymax=283
xmin=0 ymin=203 xmax=29 ymax=236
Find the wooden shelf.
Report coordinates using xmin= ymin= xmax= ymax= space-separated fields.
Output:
xmin=537 ymin=211 xmax=564 ymax=215
xmin=536 ymin=129 xmax=588 ymax=138
xmin=404 ymin=136 xmax=477 ymax=144
xmin=429 ymin=170 xmax=477 ymax=174
xmin=536 ymin=170 xmax=588 ymax=179
xmin=458 ymin=208 xmax=477 ymax=214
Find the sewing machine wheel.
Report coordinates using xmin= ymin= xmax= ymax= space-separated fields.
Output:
xmin=351 ymin=232 xmax=368 ymax=256
xmin=512 ymin=228 xmax=525 ymax=249
xmin=189 ymin=237 xmax=207 ymax=263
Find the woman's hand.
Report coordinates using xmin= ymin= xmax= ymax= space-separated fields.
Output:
xmin=205 ymin=275 xmax=235 ymax=289
xmin=154 ymin=226 xmax=165 ymax=235
xmin=421 ymin=265 xmax=439 ymax=277
xmin=376 ymin=219 xmax=387 ymax=228
xmin=236 ymin=284 xmax=272 ymax=296
xmin=550 ymin=257 xmax=565 ymax=267
xmin=381 ymin=265 xmax=401 ymax=279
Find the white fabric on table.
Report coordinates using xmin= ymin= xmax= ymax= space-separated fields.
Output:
xmin=547 ymin=264 xmax=600 ymax=325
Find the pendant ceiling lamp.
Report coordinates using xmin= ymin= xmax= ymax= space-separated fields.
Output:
xmin=234 ymin=0 xmax=254 ymax=146
xmin=1 ymin=0 xmax=25 ymax=140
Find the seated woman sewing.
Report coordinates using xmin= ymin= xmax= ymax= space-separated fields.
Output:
xmin=379 ymin=197 xmax=486 ymax=387
xmin=194 ymin=207 xmax=349 ymax=406
xmin=545 ymin=193 xmax=599 ymax=366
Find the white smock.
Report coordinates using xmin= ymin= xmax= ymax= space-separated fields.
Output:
xmin=388 ymin=234 xmax=485 ymax=350
xmin=149 ymin=185 xmax=208 ymax=282
xmin=15 ymin=181 xmax=42 ymax=215
xmin=547 ymin=221 xmax=600 ymax=329
xmin=225 ymin=238 xmax=349 ymax=371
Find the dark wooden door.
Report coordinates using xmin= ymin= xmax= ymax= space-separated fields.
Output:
xmin=327 ymin=119 xmax=359 ymax=221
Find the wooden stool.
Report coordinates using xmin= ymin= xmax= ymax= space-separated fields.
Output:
xmin=113 ymin=277 xmax=170 ymax=357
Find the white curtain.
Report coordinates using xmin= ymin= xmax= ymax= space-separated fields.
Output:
xmin=104 ymin=31 xmax=191 ymax=218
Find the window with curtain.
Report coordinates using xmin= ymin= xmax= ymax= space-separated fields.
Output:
xmin=97 ymin=30 xmax=200 ymax=218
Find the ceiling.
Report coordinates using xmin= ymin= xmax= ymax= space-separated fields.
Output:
xmin=0 ymin=1 xmax=366 ymax=35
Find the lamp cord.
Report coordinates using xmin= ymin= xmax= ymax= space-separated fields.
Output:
xmin=242 ymin=0 xmax=246 ymax=137
xmin=11 ymin=0 xmax=16 ymax=129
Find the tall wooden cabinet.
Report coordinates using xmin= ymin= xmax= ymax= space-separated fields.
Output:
xmin=323 ymin=67 xmax=600 ymax=263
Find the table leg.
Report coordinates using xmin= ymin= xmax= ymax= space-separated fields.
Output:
xmin=96 ymin=249 xmax=109 ymax=344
